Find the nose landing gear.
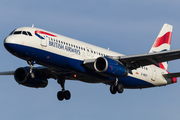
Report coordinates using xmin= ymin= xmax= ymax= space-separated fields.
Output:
xmin=27 ymin=60 xmax=36 ymax=78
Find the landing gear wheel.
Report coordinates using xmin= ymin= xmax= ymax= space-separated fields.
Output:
xmin=57 ymin=90 xmax=71 ymax=101
xmin=57 ymin=77 xmax=71 ymax=101
xmin=57 ymin=91 xmax=64 ymax=101
xmin=110 ymin=84 xmax=124 ymax=94
xmin=110 ymin=85 xmax=117 ymax=94
xmin=64 ymin=90 xmax=71 ymax=100
xmin=117 ymin=84 xmax=124 ymax=93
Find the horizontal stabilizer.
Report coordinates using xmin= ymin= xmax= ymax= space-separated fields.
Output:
xmin=163 ymin=72 xmax=180 ymax=78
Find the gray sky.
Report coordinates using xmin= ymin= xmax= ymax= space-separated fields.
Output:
xmin=0 ymin=0 xmax=180 ymax=120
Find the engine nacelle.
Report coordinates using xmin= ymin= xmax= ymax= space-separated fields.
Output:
xmin=94 ymin=57 xmax=127 ymax=77
xmin=14 ymin=67 xmax=48 ymax=88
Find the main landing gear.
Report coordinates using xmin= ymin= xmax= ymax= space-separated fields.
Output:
xmin=110 ymin=78 xmax=124 ymax=94
xmin=57 ymin=77 xmax=71 ymax=101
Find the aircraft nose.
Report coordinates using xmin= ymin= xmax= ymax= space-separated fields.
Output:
xmin=4 ymin=36 xmax=14 ymax=44
xmin=4 ymin=36 xmax=16 ymax=53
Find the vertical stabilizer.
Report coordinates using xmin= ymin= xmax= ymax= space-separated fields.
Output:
xmin=149 ymin=23 xmax=173 ymax=70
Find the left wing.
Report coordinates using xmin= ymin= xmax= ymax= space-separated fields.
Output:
xmin=0 ymin=66 xmax=102 ymax=83
xmin=0 ymin=66 xmax=72 ymax=79
xmin=108 ymin=49 xmax=180 ymax=69
xmin=0 ymin=71 xmax=14 ymax=75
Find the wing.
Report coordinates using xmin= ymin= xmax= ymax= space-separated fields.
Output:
xmin=0 ymin=66 xmax=106 ymax=84
xmin=0 ymin=66 xmax=73 ymax=79
xmin=0 ymin=71 xmax=14 ymax=75
xmin=108 ymin=49 xmax=180 ymax=69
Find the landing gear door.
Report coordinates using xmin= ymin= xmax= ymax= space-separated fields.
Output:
xmin=41 ymin=36 xmax=47 ymax=47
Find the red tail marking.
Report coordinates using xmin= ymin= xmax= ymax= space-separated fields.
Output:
xmin=153 ymin=32 xmax=172 ymax=47
xmin=159 ymin=63 xmax=166 ymax=70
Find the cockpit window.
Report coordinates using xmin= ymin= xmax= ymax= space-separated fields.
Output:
xmin=11 ymin=30 xmax=33 ymax=36
xmin=13 ymin=31 xmax=22 ymax=35
xmin=27 ymin=32 xmax=32 ymax=36
xmin=22 ymin=31 xmax=28 ymax=35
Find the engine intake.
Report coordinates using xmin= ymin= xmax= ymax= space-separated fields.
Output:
xmin=94 ymin=57 xmax=127 ymax=77
xmin=14 ymin=67 xmax=48 ymax=88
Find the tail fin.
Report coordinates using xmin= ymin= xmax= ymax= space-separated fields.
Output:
xmin=149 ymin=23 xmax=173 ymax=70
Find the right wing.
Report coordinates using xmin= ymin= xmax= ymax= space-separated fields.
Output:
xmin=113 ymin=49 xmax=180 ymax=69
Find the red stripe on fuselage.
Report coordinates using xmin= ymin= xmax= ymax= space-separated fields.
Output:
xmin=35 ymin=30 xmax=57 ymax=37
xmin=153 ymin=32 xmax=172 ymax=47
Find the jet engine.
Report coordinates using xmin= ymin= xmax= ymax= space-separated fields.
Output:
xmin=14 ymin=67 xmax=48 ymax=88
xmin=94 ymin=57 xmax=128 ymax=77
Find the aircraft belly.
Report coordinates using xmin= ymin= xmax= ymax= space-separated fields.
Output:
xmin=4 ymin=43 xmax=161 ymax=89
xmin=118 ymin=76 xmax=155 ymax=88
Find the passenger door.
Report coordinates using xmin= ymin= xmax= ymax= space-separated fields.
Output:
xmin=151 ymin=66 xmax=156 ymax=81
xmin=41 ymin=36 xmax=47 ymax=47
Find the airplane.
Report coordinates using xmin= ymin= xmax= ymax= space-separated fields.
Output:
xmin=2 ymin=23 xmax=180 ymax=101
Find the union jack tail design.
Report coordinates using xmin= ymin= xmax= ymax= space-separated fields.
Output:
xmin=149 ymin=23 xmax=173 ymax=70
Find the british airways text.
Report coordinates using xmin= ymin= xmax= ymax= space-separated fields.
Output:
xmin=49 ymin=41 xmax=81 ymax=55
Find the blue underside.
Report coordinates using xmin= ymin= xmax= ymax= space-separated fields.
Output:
xmin=4 ymin=43 xmax=155 ymax=88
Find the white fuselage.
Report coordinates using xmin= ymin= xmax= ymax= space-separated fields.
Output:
xmin=4 ymin=27 xmax=174 ymax=89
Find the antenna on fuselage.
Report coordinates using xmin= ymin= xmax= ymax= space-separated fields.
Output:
xmin=108 ymin=48 xmax=110 ymax=50
xmin=32 ymin=24 xmax=34 ymax=27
